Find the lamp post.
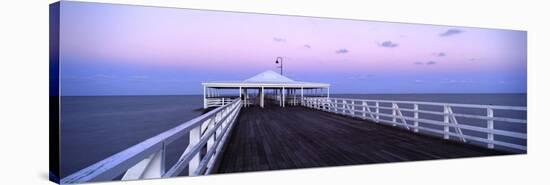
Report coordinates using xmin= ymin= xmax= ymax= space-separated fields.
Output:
xmin=275 ymin=57 xmax=283 ymax=75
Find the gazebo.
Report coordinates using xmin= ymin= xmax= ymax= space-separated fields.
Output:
xmin=202 ymin=70 xmax=330 ymax=108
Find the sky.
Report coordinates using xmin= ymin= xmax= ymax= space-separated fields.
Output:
xmin=58 ymin=1 xmax=527 ymax=96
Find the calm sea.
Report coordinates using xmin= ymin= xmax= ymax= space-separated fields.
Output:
xmin=59 ymin=93 xmax=526 ymax=178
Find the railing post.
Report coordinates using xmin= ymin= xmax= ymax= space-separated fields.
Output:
xmin=392 ymin=103 xmax=397 ymax=126
xmin=333 ymin=99 xmax=337 ymax=113
xmin=375 ymin=101 xmax=380 ymax=123
xmin=413 ymin=104 xmax=419 ymax=133
xmin=337 ymin=99 xmax=341 ymax=114
xmin=443 ymin=105 xmax=450 ymax=140
xmin=122 ymin=142 xmax=166 ymax=180
xmin=188 ymin=125 xmax=202 ymax=175
xmin=329 ymin=99 xmax=334 ymax=112
xmin=142 ymin=143 xmax=165 ymax=178
xmin=362 ymin=100 xmax=366 ymax=119
xmin=351 ymin=100 xmax=355 ymax=117
xmin=343 ymin=100 xmax=348 ymax=115
xmin=487 ymin=107 xmax=494 ymax=149
xmin=206 ymin=119 xmax=216 ymax=161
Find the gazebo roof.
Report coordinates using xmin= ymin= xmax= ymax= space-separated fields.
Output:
xmin=202 ymin=70 xmax=329 ymax=88
xmin=244 ymin=70 xmax=295 ymax=83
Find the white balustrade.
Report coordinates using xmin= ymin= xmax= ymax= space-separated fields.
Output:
xmin=61 ymin=100 xmax=242 ymax=183
xmin=302 ymin=97 xmax=526 ymax=152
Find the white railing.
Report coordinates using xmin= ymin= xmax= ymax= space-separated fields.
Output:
xmin=61 ymin=99 xmax=242 ymax=183
xmin=303 ymin=97 xmax=527 ymax=152
xmin=205 ymin=97 xmax=238 ymax=108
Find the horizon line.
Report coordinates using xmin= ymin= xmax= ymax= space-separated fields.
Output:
xmin=56 ymin=92 xmax=527 ymax=97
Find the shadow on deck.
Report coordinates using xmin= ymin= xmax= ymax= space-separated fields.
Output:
xmin=215 ymin=105 xmax=512 ymax=174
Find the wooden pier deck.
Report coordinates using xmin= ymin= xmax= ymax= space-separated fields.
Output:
xmin=216 ymin=105 xmax=510 ymax=174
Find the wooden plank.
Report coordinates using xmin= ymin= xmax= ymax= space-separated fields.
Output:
xmin=215 ymin=105 xmax=514 ymax=174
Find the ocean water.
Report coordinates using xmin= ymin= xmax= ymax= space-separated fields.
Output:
xmin=59 ymin=93 xmax=526 ymax=178
xmin=331 ymin=94 xmax=526 ymax=106
xmin=60 ymin=95 xmax=204 ymax=178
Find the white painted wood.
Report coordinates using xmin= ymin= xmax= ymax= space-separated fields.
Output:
xmin=188 ymin=125 xmax=201 ymax=176
xmin=391 ymin=103 xmax=397 ymax=126
xmin=351 ymin=100 xmax=356 ymax=116
xmin=375 ymin=101 xmax=380 ymax=123
xmin=244 ymin=89 xmax=248 ymax=107
xmin=328 ymin=97 xmax=526 ymax=111
xmin=413 ymin=104 xmax=419 ymax=133
xmin=447 ymin=106 xmax=466 ymax=142
xmin=302 ymin=97 xmax=526 ymax=152
xmin=261 ymin=87 xmax=264 ymax=108
xmin=362 ymin=101 xmax=366 ymax=119
xmin=195 ymin=103 xmax=241 ymax=175
xmin=141 ymin=144 xmax=165 ymax=179
xmin=203 ymin=86 xmax=206 ymax=109
xmin=282 ymin=87 xmax=285 ymax=107
xmin=487 ymin=108 xmax=495 ymax=149
xmin=393 ymin=103 xmax=410 ymax=130
xmin=61 ymin=100 xmax=243 ymax=183
xmin=121 ymin=152 xmax=155 ymax=180
xmin=443 ymin=105 xmax=450 ymax=140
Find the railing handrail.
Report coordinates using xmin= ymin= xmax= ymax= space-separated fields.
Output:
xmin=302 ymin=97 xmax=527 ymax=152
xmin=327 ymin=97 xmax=527 ymax=110
xmin=61 ymin=99 xmax=242 ymax=183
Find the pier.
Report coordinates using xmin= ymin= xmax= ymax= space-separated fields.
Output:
xmin=60 ymin=71 xmax=527 ymax=183
xmin=216 ymin=105 xmax=506 ymax=173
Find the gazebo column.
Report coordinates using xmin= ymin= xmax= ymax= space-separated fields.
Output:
xmin=239 ymin=86 xmax=242 ymax=107
xmin=260 ymin=87 xmax=264 ymax=108
xmin=203 ymin=86 xmax=206 ymax=109
xmin=327 ymin=87 xmax=330 ymax=98
xmin=282 ymin=87 xmax=285 ymax=107
xmin=246 ymin=88 xmax=249 ymax=107
xmin=279 ymin=88 xmax=282 ymax=107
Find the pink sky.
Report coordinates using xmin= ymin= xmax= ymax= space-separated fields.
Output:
xmin=58 ymin=1 xmax=526 ymax=95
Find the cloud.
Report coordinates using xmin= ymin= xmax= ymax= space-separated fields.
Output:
xmin=414 ymin=61 xmax=437 ymax=65
xmin=348 ymin=74 xmax=375 ymax=80
xmin=439 ymin=29 xmax=463 ymax=37
xmin=273 ymin=37 xmax=286 ymax=42
xmin=378 ymin=40 xmax=399 ymax=48
xmin=336 ymin=49 xmax=349 ymax=54
xmin=434 ymin=52 xmax=446 ymax=57
xmin=304 ymin=44 xmax=311 ymax=48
